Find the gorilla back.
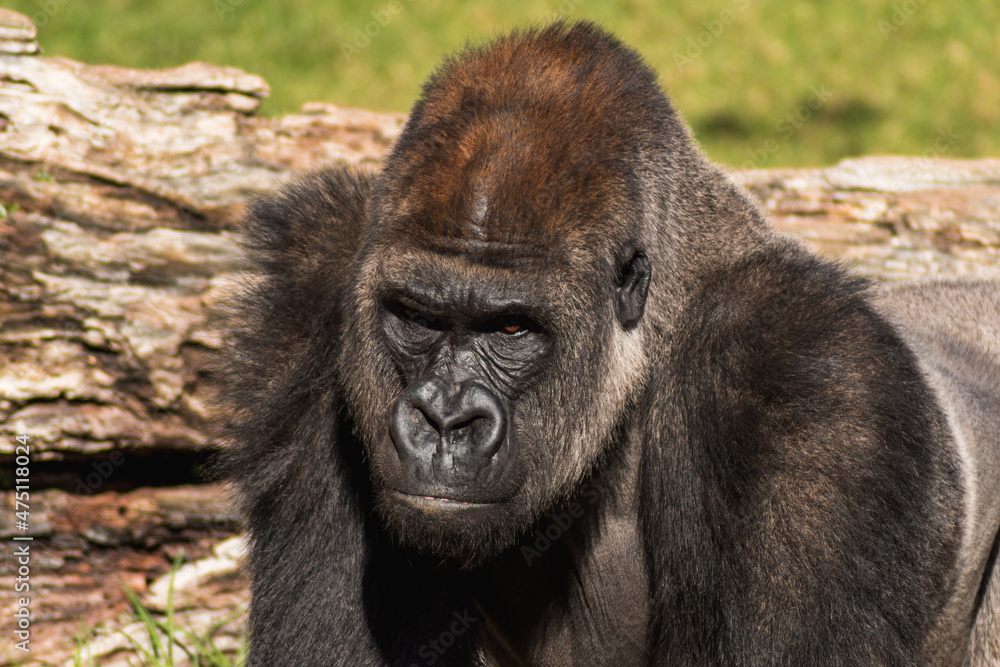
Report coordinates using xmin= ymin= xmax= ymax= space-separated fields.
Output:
xmin=221 ymin=22 xmax=1000 ymax=666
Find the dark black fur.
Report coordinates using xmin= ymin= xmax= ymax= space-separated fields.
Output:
xmin=219 ymin=23 xmax=973 ymax=665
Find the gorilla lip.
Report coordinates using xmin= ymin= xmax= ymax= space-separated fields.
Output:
xmin=387 ymin=489 xmax=497 ymax=510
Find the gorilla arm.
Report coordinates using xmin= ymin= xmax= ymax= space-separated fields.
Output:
xmin=218 ymin=168 xmax=482 ymax=666
xmin=218 ymin=169 xmax=377 ymax=664
xmin=874 ymin=280 xmax=1000 ymax=664
xmin=638 ymin=239 xmax=965 ymax=664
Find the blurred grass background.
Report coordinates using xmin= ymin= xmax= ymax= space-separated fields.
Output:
xmin=5 ymin=0 xmax=997 ymax=167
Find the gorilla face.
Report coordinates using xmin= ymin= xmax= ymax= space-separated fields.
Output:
xmin=339 ymin=241 xmax=650 ymax=563
xmin=380 ymin=282 xmax=550 ymax=504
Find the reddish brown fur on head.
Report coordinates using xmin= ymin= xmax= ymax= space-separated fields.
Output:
xmin=371 ymin=22 xmax=682 ymax=255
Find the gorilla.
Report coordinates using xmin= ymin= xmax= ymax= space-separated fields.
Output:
xmin=220 ymin=22 xmax=1000 ymax=666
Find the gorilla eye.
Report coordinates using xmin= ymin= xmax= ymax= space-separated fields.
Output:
xmin=390 ymin=302 xmax=438 ymax=329
xmin=492 ymin=316 xmax=534 ymax=336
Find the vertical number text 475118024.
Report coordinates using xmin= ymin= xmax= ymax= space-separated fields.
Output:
xmin=12 ymin=434 xmax=32 ymax=654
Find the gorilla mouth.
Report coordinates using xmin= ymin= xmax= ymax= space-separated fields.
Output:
xmin=387 ymin=489 xmax=498 ymax=510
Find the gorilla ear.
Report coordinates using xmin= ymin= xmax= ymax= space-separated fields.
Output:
xmin=615 ymin=250 xmax=651 ymax=330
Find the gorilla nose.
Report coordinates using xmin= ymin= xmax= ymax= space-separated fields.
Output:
xmin=390 ymin=378 xmax=507 ymax=481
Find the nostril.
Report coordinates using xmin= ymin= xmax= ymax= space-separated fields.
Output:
xmin=406 ymin=378 xmax=450 ymax=432
xmin=451 ymin=417 xmax=476 ymax=431
xmin=445 ymin=415 xmax=493 ymax=452
xmin=391 ymin=398 xmax=433 ymax=458
xmin=391 ymin=378 xmax=508 ymax=463
xmin=451 ymin=383 xmax=506 ymax=457
xmin=413 ymin=404 xmax=442 ymax=433
xmin=448 ymin=417 xmax=476 ymax=441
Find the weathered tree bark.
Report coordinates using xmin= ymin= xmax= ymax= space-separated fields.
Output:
xmin=0 ymin=10 xmax=403 ymax=664
xmin=0 ymin=9 xmax=996 ymax=666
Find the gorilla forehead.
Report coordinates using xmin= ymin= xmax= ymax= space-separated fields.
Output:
xmin=372 ymin=22 xmax=666 ymax=249
xmin=369 ymin=246 xmax=590 ymax=323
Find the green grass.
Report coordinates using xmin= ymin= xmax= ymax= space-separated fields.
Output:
xmin=5 ymin=0 xmax=998 ymax=167
xmin=71 ymin=556 xmax=245 ymax=667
